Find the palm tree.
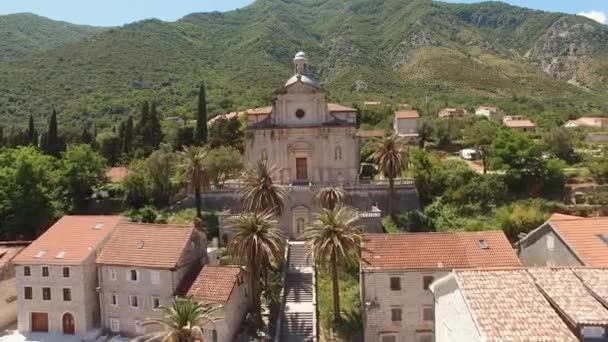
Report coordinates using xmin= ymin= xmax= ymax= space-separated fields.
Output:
xmin=143 ymin=297 xmax=221 ymax=342
xmin=228 ymin=211 xmax=285 ymax=314
xmin=178 ymin=146 xmax=209 ymax=218
xmin=314 ymin=186 xmax=345 ymax=210
xmin=239 ymin=160 xmax=287 ymax=216
xmin=369 ymin=134 xmax=408 ymax=216
xmin=304 ymin=207 xmax=363 ymax=322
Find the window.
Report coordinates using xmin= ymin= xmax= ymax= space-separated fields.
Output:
xmin=42 ymin=287 xmax=51 ymax=301
xmin=109 ymin=318 xmax=120 ymax=333
xmin=129 ymin=295 xmax=139 ymax=308
xmin=546 ymin=235 xmax=555 ymax=251
xmin=63 ymin=267 xmax=70 ymax=278
xmin=335 ymin=146 xmax=342 ymax=160
xmin=109 ymin=269 xmax=117 ymax=281
xmin=295 ymin=109 xmax=305 ymax=119
xmin=210 ymin=329 xmax=218 ymax=342
xmin=63 ymin=288 xmax=71 ymax=301
xmin=151 ymin=271 xmax=160 ymax=285
xmin=390 ymin=277 xmax=401 ymax=291
xmin=380 ymin=334 xmax=397 ymax=342
xmin=423 ymin=306 xmax=434 ymax=321
xmin=391 ymin=308 xmax=402 ymax=322
xmin=24 ymin=287 xmax=32 ymax=300
xmin=42 ymin=267 xmax=49 ymax=277
xmin=423 ymin=276 xmax=434 ymax=290
xmin=151 ymin=296 xmax=161 ymax=310
xmin=417 ymin=333 xmax=434 ymax=342
xmin=478 ymin=239 xmax=489 ymax=249
xmin=24 ymin=266 xmax=31 ymax=277
xmin=111 ymin=293 xmax=118 ymax=306
xmin=129 ymin=270 xmax=139 ymax=282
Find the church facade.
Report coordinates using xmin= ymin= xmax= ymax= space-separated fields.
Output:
xmin=245 ymin=52 xmax=360 ymax=185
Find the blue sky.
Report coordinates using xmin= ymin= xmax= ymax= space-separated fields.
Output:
xmin=0 ymin=0 xmax=606 ymax=26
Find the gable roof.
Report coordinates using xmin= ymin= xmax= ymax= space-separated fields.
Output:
xmin=328 ymin=103 xmax=356 ymax=112
xmin=395 ymin=110 xmax=420 ymax=119
xmin=187 ymin=265 xmax=243 ymax=303
xmin=451 ymin=269 xmax=578 ymax=341
xmin=0 ymin=241 xmax=31 ymax=269
xmin=361 ymin=231 xmax=520 ymax=271
xmin=13 ymin=216 xmax=122 ymax=265
xmin=547 ymin=214 xmax=608 ymax=267
xmin=246 ymin=106 xmax=273 ymax=115
xmin=96 ymin=222 xmax=197 ymax=269
xmin=503 ymin=119 xmax=535 ymax=128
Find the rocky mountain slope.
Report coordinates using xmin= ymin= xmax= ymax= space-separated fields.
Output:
xmin=0 ymin=0 xmax=607 ymax=129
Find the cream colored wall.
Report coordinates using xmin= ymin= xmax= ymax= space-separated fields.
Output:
xmin=0 ymin=278 xmax=18 ymax=328
xmin=202 ymin=275 xmax=248 ymax=342
xmin=432 ymin=276 xmax=481 ymax=342
xmin=362 ymin=270 xmax=448 ymax=342
xmin=16 ymin=263 xmax=93 ymax=336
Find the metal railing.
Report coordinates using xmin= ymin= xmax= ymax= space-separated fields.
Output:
xmin=274 ymin=240 xmax=290 ymax=341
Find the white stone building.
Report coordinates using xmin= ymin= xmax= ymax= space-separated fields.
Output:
xmin=360 ymin=231 xmax=521 ymax=342
xmin=393 ymin=110 xmax=420 ymax=143
xmin=474 ymin=106 xmax=504 ymax=121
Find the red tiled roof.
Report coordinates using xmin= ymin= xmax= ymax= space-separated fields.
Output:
xmin=208 ymin=112 xmax=239 ymax=125
xmin=187 ymin=265 xmax=242 ymax=303
xmin=573 ymin=268 xmax=608 ymax=306
xmin=548 ymin=214 xmax=608 ymax=267
xmin=395 ymin=110 xmax=419 ymax=119
xmin=0 ymin=241 xmax=31 ymax=269
xmin=503 ymin=119 xmax=535 ymax=128
xmin=452 ymin=269 xmax=577 ymax=341
xmin=96 ymin=222 xmax=197 ymax=269
xmin=106 ymin=167 xmax=130 ymax=183
xmin=246 ymin=107 xmax=273 ymax=115
xmin=362 ymin=231 xmax=521 ymax=271
xmin=13 ymin=216 xmax=121 ymax=265
xmin=328 ymin=103 xmax=356 ymax=112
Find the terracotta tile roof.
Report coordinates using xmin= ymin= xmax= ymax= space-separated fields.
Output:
xmin=503 ymin=119 xmax=535 ymax=128
xmin=362 ymin=231 xmax=520 ymax=271
xmin=106 ymin=167 xmax=130 ymax=183
xmin=548 ymin=214 xmax=608 ymax=267
xmin=573 ymin=268 xmax=608 ymax=305
xmin=96 ymin=222 xmax=198 ymax=269
xmin=246 ymin=106 xmax=273 ymax=115
xmin=454 ymin=269 xmax=577 ymax=341
xmin=328 ymin=103 xmax=356 ymax=112
xmin=395 ymin=110 xmax=419 ymax=119
xmin=208 ymin=111 xmax=239 ymax=125
xmin=187 ymin=265 xmax=242 ymax=303
xmin=529 ymin=268 xmax=608 ymax=326
xmin=0 ymin=241 xmax=31 ymax=269
xmin=13 ymin=216 xmax=121 ymax=265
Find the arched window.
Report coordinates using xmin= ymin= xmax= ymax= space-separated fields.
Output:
xmin=261 ymin=149 xmax=268 ymax=161
xmin=303 ymin=64 xmax=308 ymax=74
xmin=296 ymin=218 xmax=306 ymax=234
xmin=335 ymin=146 xmax=342 ymax=160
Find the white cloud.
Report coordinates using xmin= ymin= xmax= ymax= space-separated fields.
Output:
xmin=578 ymin=10 xmax=607 ymax=24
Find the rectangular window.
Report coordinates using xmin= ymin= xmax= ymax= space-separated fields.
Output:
xmin=110 ymin=318 xmax=120 ymax=333
xmin=24 ymin=266 xmax=31 ymax=277
xmin=423 ymin=276 xmax=434 ymax=290
xmin=547 ymin=235 xmax=555 ymax=250
xmin=24 ymin=287 xmax=32 ymax=300
xmin=111 ymin=293 xmax=118 ymax=306
xmin=151 ymin=271 xmax=160 ymax=285
xmin=42 ymin=287 xmax=51 ymax=301
xmin=63 ymin=288 xmax=71 ymax=301
xmin=152 ymin=296 xmax=161 ymax=309
xmin=210 ymin=329 xmax=218 ymax=342
xmin=423 ymin=307 xmax=434 ymax=321
xmin=109 ymin=269 xmax=117 ymax=281
xmin=129 ymin=295 xmax=138 ymax=308
xmin=42 ymin=267 xmax=49 ymax=277
xmin=62 ymin=267 xmax=70 ymax=278
xmin=390 ymin=277 xmax=401 ymax=291
xmin=391 ymin=308 xmax=402 ymax=322
xmin=129 ymin=270 xmax=139 ymax=282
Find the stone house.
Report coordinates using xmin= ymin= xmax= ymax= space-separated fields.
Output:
xmin=0 ymin=241 xmax=31 ymax=329
xmin=187 ymin=265 xmax=248 ymax=342
xmin=393 ymin=110 xmax=420 ymax=143
xmin=431 ymin=268 xmax=608 ymax=341
xmin=360 ymin=231 xmax=521 ymax=342
xmin=96 ymin=221 xmax=207 ymax=337
xmin=13 ymin=215 xmax=122 ymax=337
xmin=438 ymin=108 xmax=467 ymax=119
xmin=503 ymin=118 xmax=536 ymax=132
xmin=518 ymin=213 xmax=608 ymax=267
xmin=474 ymin=106 xmax=504 ymax=121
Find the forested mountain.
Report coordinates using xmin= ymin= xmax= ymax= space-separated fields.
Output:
xmin=0 ymin=13 xmax=107 ymax=59
xmin=1 ymin=0 xmax=608 ymax=130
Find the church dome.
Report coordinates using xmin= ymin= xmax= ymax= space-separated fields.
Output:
xmin=295 ymin=51 xmax=308 ymax=59
xmin=285 ymin=74 xmax=320 ymax=88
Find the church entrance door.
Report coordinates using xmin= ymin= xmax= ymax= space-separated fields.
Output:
xmin=296 ymin=158 xmax=308 ymax=180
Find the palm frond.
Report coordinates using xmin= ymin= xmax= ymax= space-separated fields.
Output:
xmin=238 ymin=160 xmax=287 ymax=216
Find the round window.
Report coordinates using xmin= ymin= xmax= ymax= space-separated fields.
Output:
xmin=296 ymin=109 xmax=305 ymax=119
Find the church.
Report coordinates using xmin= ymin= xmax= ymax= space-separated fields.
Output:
xmin=245 ymin=51 xmax=360 ymax=185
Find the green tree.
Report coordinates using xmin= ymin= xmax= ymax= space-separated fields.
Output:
xmin=149 ymin=102 xmax=163 ymax=149
xmin=543 ymin=127 xmax=576 ymax=163
xmin=369 ymin=134 xmax=408 ymax=215
xmin=496 ymin=200 xmax=549 ymax=241
xmin=314 ymin=187 xmax=345 ymax=210
xmin=195 ymin=82 xmax=208 ymax=145
xmin=146 ymin=145 xmax=177 ymax=207
xmin=27 ymin=115 xmax=37 ymax=146
xmin=143 ymin=297 xmax=221 ymax=342
xmin=173 ymin=126 xmax=195 ymax=149
xmin=42 ymin=109 xmax=63 ymax=157
xmin=464 ymin=120 xmax=499 ymax=174
xmin=205 ymin=146 xmax=244 ymax=187
xmin=97 ymin=132 xmax=122 ymax=166
xmin=208 ymin=117 xmax=243 ymax=151
xmin=178 ymin=146 xmax=209 ymax=218
xmin=80 ymin=125 xmax=93 ymax=145
xmin=239 ymin=161 xmax=287 ymax=216
xmin=122 ymin=162 xmax=150 ymax=209
xmin=228 ymin=212 xmax=285 ymax=314
xmin=123 ymin=116 xmax=134 ymax=155
xmin=304 ymin=207 xmax=363 ymax=322
xmin=58 ymin=144 xmax=107 ymax=212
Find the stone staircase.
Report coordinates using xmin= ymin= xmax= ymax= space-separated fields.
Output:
xmin=276 ymin=241 xmax=317 ymax=342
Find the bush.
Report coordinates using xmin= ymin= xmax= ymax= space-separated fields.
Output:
xmin=589 ymin=159 xmax=608 ymax=184
xmin=496 ymin=200 xmax=549 ymax=241
xmin=124 ymin=206 xmax=167 ymax=224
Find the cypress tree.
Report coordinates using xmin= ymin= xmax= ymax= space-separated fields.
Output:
xmin=81 ymin=125 xmax=93 ymax=145
xmin=43 ymin=109 xmax=60 ymax=157
xmin=123 ymin=116 xmax=134 ymax=154
xmin=195 ymin=82 xmax=208 ymax=145
xmin=136 ymin=101 xmax=150 ymax=150
xmin=28 ymin=115 xmax=37 ymax=146
xmin=149 ymin=102 xmax=162 ymax=149
xmin=0 ymin=126 xmax=4 ymax=147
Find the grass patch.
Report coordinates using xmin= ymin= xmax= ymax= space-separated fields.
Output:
xmin=167 ymin=208 xmax=219 ymax=239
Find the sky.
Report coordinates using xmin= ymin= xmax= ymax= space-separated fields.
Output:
xmin=0 ymin=0 xmax=606 ymax=26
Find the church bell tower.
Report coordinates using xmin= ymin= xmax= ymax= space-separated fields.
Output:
xmin=293 ymin=51 xmax=310 ymax=75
